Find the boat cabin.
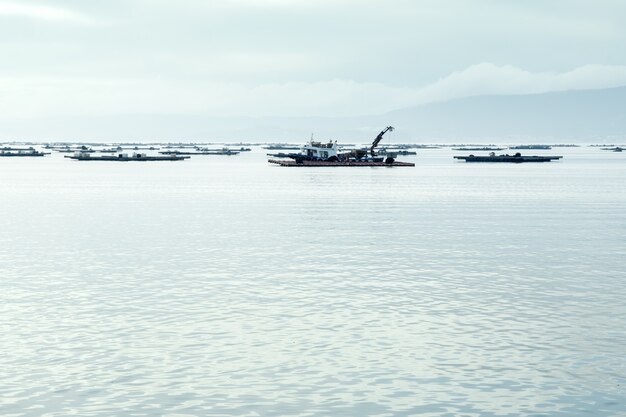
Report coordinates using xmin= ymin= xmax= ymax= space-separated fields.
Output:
xmin=300 ymin=140 xmax=338 ymax=160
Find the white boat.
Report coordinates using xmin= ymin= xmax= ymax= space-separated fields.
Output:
xmin=300 ymin=139 xmax=340 ymax=161
xmin=268 ymin=126 xmax=414 ymax=167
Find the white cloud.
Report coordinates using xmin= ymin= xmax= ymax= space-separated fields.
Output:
xmin=158 ymin=52 xmax=326 ymax=77
xmin=2 ymin=64 xmax=626 ymax=120
xmin=166 ymin=0 xmax=346 ymax=10
xmin=0 ymin=2 xmax=90 ymax=23
xmin=0 ymin=77 xmax=409 ymax=118
xmin=412 ymin=63 xmax=626 ymax=105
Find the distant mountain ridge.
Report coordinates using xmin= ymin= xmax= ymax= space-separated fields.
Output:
xmin=384 ymin=85 xmax=626 ymax=141
xmin=2 ymin=86 xmax=625 ymax=143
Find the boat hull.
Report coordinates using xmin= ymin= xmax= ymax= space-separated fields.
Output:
xmin=454 ymin=155 xmax=562 ymax=163
xmin=268 ymin=159 xmax=414 ymax=167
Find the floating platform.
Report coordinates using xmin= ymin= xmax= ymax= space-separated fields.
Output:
xmin=263 ymin=145 xmax=300 ymax=150
xmin=268 ymin=159 xmax=415 ymax=167
xmin=378 ymin=150 xmax=417 ymax=155
xmin=452 ymin=147 xmax=504 ymax=151
xmin=99 ymin=147 xmax=160 ymax=153
xmin=0 ymin=150 xmax=48 ymax=157
xmin=159 ymin=150 xmax=240 ymax=155
xmin=509 ymin=145 xmax=552 ymax=150
xmin=66 ymin=153 xmax=189 ymax=161
xmin=454 ymin=154 xmax=562 ymax=163
xmin=1 ymin=147 xmax=38 ymax=151
xmin=267 ymin=152 xmax=297 ymax=158
xmin=56 ymin=149 xmax=95 ymax=153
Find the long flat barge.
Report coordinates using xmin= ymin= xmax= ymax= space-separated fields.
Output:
xmin=509 ymin=145 xmax=552 ymax=150
xmin=454 ymin=154 xmax=562 ymax=163
xmin=268 ymin=159 xmax=415 ymax=167
xmin=159 ymin=150 xmax=240 ymax=155
xmin=452 ymin=147 xmax=504 ymax=151
xmin=2 ymin=147 xmax=38 ymax=151
xmin=1 ymin=150 xmax=48 ymax=157
xmin=66 ymin=153 xmax=189 ymax=161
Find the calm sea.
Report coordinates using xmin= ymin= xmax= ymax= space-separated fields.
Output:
xmin=1 ymin=146 xmax=625 ymax=416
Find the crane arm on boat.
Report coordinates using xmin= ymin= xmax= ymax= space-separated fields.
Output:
xmin=371 ymin=126 xmax=394 ymax=157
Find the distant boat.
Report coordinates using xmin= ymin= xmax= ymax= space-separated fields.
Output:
xmin=454 ymin=152 xmax=562 ymax=163
xmin=601 ymin=147 xmax=623 ymax=152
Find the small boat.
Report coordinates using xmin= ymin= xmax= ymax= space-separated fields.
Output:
xmin=454 ymin=152 xmax=562 ymax=163
xmin=601 ymin=147 xmax=623 ymax=152
xmin=66 ymin=152 xmax=189 ymax=161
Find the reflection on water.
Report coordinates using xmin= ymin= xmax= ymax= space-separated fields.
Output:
xmin=1 ymin=147 xmax=625 ymax=416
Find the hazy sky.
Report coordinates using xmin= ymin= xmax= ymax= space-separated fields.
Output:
xmin=1 ymin=0 xmax=625 ymax=121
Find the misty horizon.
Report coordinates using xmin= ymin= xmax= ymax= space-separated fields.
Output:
xmin=2 ymin=1 xmax=626 ymax=140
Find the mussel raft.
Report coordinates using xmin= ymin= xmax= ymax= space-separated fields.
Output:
xmin=454 ymin=152 xmax=562 ymax=163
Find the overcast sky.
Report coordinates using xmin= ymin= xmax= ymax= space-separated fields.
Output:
xmin=1 ymin=0 xmax=625 ymax=122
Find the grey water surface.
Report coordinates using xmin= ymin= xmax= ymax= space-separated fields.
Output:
xmin=1 ymin=147 xmax=625 ymax=416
